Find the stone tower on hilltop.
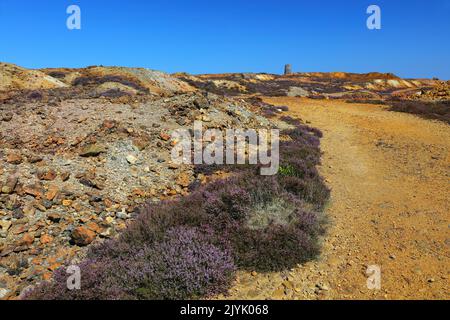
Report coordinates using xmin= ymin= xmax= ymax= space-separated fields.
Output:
xmin=284 ymin=64 xmax=292 ymax=75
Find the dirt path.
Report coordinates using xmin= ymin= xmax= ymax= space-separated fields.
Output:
xmin=225 ymin=97 xmax=449 ymax=300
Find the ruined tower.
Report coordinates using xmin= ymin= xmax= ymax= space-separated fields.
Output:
xmin=284 ymin=64 xmax=292 ymax=75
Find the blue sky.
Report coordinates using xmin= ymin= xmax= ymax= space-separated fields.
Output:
xmin=1 ymin=0 xmax=449 ymax=78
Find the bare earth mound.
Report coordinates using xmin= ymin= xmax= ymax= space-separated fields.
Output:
xmin=0 ymin=63 xmax=67 ymax=91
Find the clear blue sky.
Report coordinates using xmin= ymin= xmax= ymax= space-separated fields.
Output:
xmin=1 ymin=0 xmax=449 ymax=79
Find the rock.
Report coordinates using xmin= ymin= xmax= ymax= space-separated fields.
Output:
xmin=62 ymin=199 xmax=73 ymax=207
xmin=176 ymin=118 xmax=186 ymax=125
xmin=116 ymin=210 xmax=129 ymax=220
xmin=37 ymin=169 xmax=57 ymax=181
xmin=22 ymin=204 xmax=35 ymax=216
xmin=45 ymin=185 xmax=59 ymax=201
xmin=47 ymin=213 xmax=62 ymax=223
xmin=168 ymin=163 xmax=179 ymax=170
xmin=132 ymin=136 xmax=150 ymax=151
xmin=28 ymin=155 xmax=43 ymax=164
xmin=42 ymin=200 xmax=53 ymax=210
xmin=71 ymin=227 xmax=96 ymax=246
xmin=20 ymin=233 xmax=35 ymax=246
xmin=1 ymin=175 xmax=18 ymax=194
xmin=79 ymin=176 xmax=104 ymax=190
xmin=79 ymin=144 xmax=106 ymax=157
xmin=0 ymin=220 xmax=12 ymax=233
xmin=40 ymin=234 xmax=53 ymax=244
xmin=104 ymin=216 xmax=114 ymax=224
xmin=102 ymin=119 xmax=116 ymax=130
xmin=86 ymin=222 xmax=102 ymax=233
xmin=160 ymin=132 xmax=171 ymax=141
xmin=60 ymin=171 xmax=71 ymax=182
xmin=176 ymin=172 xmax=191 ymax=188
xmin=100 ymin=227 xmax=113 ymax=238
xmin=126 ymin=154 xmax=138 ymax=165
xmin=23 ymin=184 xmax=44 ymax=198
xmin=6 ymin=152 xmax=23 ymax=165
xmin=316 ymin=283 xmax=329 ymax=291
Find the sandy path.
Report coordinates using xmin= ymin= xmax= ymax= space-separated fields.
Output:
xmin=226 ymin=97 xmax=449 ymax=300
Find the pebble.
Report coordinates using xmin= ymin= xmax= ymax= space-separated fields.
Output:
xmin=126 ymin=154 xmax=138 ymax=165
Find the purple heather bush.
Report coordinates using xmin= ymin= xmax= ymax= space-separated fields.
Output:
xmin=25 ymin=227 xmax=235 ymax=300
xmin=25 ymin=111 xmax=330 ymax=300
xmin=123 ymin=227 xmax=235 ymax=300
xmin=22 ymin=259 xmax=126 ymax=300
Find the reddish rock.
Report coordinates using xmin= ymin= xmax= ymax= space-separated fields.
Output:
xmin=45 ymin=185 xmax=59 ymax=201
xmin=23 ymin=184 xmax=44 ymax=198
xmin=132 ymin=188 xmax=146 ymax=197
xmin=86 ymin=222 xmax=102 ymax=233
xmin=20 ymin=233 xmax=35 ymax=246
xmin=71 ymin=227 xmax=96 ymax=246
xmin=160 ymin=132 xmax=171 ymax=141
xmin=40 ymin=234 xmax=53 ymax=244
xmin=37 ymin=169 xmax=57 ymax=181
xmin=6 ymin=152 xmax=23 ymax=165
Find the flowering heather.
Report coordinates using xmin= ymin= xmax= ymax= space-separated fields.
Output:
xmin=25 ymin=227 xmax=235 ymax=300
xmin=123 ymin=227 xmax=236 ymax=300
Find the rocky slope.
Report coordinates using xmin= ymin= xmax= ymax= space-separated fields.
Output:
xmin=175 ymin=72 xmax=443 ymax=100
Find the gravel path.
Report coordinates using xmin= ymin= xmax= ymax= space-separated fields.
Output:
xmin=225 ymin=97 xmax=449 ymax=300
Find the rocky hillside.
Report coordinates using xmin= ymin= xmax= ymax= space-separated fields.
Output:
xmin=176 ymin=72 xmax=442 ymax=100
